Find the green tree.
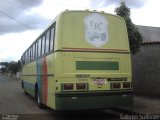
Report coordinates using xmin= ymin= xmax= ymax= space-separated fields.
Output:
xmin=0 ymin=67 xmax=6 ymax=73
xmin=115 ymin=1 xmax=143 ymax=54
xmin=0 ymin=62 xmax=9 ymax=73
xmin=8 ymin=61 xmax=21 ymax=75
xmin=0 ymin=61 xmax=21 ymax=74
xmin=0 ymin=62 xmax=9 ymax=68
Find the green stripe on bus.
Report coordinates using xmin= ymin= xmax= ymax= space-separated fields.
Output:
xmin=76 ymin=61 xmax=119 ymax=70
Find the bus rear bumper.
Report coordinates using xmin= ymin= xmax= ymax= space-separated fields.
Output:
xmin=55 ymin=90 xmax=134 ymax=110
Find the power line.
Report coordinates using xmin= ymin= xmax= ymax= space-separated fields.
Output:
xmin=0 ymin=0 xmax=92 ymax=31
xmin=43 ymin=1 xmax=91 ymax=9
xmin=6 ymin=0 xmax=51 ymax=20
xmin=0 ymin=58 xmax=10 ymax=62
xmin=0 ymin=0 xmax=51 ymax=30
xmin=0 ymin=9 xmax=33 ymax=29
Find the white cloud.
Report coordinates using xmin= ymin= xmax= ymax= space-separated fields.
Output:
xmin=89 ymin=0 xmax=160 ymax=27
xmin=31 ymin=0 xmax=91 ymax=19
xmin=131 ymin=0 xmax=160 ymax=27
xmin=0 ymin=30 xmax=42 ymax=62
xmin=90 ymin=0 xmax=148 ymax=9
xmin=0 ymin=0 xmax=160 ymax=62
xmin=0 ymin=0 xmax=50 ymax=35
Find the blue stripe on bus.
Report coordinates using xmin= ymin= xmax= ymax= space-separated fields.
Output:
xmin=36 ymin=59 xmax=41 ymax=92
xmin=23 ymin=81 xmax=34 ymax=90
xmin=23 ymin=81 xmax=35 ymax=97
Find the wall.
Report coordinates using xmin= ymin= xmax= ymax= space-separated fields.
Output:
xmin=132 ymin=43 xmax=160 ymax=96
xmin=137 ymin=25 xmax=160 ymax=42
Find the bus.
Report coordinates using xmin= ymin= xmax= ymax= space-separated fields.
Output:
xmin=21 ymin=10 xmax=133 ymax=110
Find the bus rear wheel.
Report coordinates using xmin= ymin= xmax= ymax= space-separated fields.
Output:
xmin=21 ymin=80 xmax=24 ymax=89
xmin=35 ymin=87 xmax=45 ymax=109
xmin=22 ymin=80 xmax=28 ymax=95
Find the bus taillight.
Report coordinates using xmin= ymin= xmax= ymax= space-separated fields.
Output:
xmin=76 ymin=83 xmax=87 ymax=90
xmin=61 ymin=83 xmax=74 ymax=90
xmin=123 ymin=82 xmax=131 ymax=88
xmin=111 ymin=83 xmax=121 ymax=89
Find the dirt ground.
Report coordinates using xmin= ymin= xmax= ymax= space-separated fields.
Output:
xmin=134 ymin=96 xmax=160 ymax=114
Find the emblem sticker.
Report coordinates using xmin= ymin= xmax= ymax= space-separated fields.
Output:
xmin=84 ymin=13 xmax=109 ymax=48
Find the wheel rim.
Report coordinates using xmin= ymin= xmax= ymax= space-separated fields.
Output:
xmin=37 ymin=92 xmax=40 ymax=104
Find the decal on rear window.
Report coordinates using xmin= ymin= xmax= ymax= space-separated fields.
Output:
xmin=84 ymin=13 xmax=109 ymax=48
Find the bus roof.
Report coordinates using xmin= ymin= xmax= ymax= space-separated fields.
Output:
xmin=22 ymin=10 xmax=129 ymax=58
xmin=33 ymin=10 xmax=124 ymax=44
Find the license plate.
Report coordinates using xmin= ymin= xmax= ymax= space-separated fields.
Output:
xmin=93 ymin=79 xmax=106 ymax=85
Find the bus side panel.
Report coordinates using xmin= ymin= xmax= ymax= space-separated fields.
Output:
xmin=36 ymin=55 xmax=55 ymax=108
xmin=55 ymin=91 xmax=133 ymax=110
xmin=22 ymin=61 xmax=37 ymax=97
xmin=22 ymin=54 xmax=56 ymax=110
xmin=46 ymin=54 xmax=56 ymax=109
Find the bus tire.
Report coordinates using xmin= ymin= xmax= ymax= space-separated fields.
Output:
xmin=21 ymin=80 xmax=24 ymax=89
xmin=35 ymin=85 xmax=44 ymax=109
xmin=22 ymin=80 xmax=28 ymax=95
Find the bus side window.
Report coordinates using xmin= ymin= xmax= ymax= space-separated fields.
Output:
xmin=24 ymin=52 xmax=26 ymax=64
xmin=50 ymin=26 xmax=55 ymax=52
xmin=42 ymin=35 xmax=46 ymax=56
xmin=26 ymin=50 xmax=28 ymax=63
xmin=33 ymin=44 xmax=35 ymax=60
xmin=23 ymin=54 xmax=25 ymax=65
xmin=29 ymin=49 xmax=31 ymax=62
xmin=38 ymin=38 xmax=42 ymax=57
xmin=45 ymin=30 xmax=50 ymax=54
xmin=23 ymin=53 xmax=26 ymax=64
xmin=30 ymin=46 xmax=33 ymax=62
xmin=28 ymin=49 xmax=30 ymax=62
xmin=35 ymin=42 xmax=38 ymax=59
xmin=24 ymin=54 xmax=25 ymax=64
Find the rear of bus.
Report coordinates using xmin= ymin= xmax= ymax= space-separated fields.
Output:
xmin=54 ymin=10 xmax=133 ymax=110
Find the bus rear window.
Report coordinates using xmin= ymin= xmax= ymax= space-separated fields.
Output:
xmin=76 ymin=61 xmax=119 ymax=70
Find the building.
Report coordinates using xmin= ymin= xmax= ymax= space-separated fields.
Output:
xmin=132 ymin=25 xmax=160 ymax=96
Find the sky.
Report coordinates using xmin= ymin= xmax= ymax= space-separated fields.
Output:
xmin=0 ymin=0 xmax=160 ymax=62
